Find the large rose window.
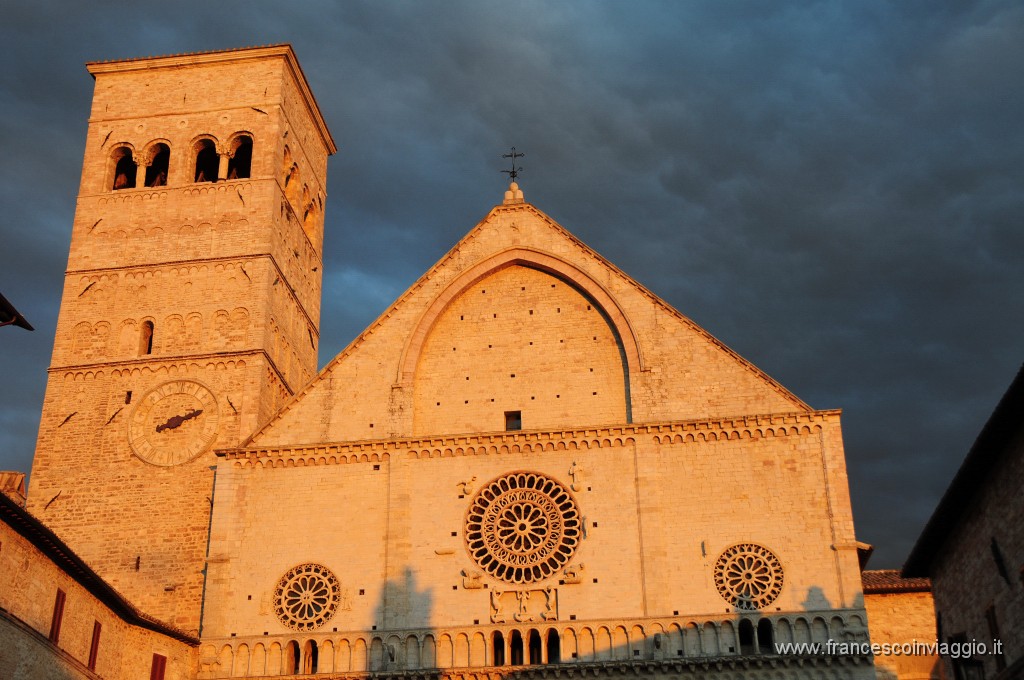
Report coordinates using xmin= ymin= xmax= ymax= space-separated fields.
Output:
xmin=713 ymin=543 xmax=784 ymax=611
xmin=273 ymin=563 xmax=341 ymax=631
xmin=465 ymin=472 xmax=581 ymax=584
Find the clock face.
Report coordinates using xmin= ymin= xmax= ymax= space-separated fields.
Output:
xmin=128 ymin=380 xmax=220 ymax=466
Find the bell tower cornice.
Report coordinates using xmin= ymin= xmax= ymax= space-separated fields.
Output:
xmin=86 ymin=44 xmax=336 ymax=156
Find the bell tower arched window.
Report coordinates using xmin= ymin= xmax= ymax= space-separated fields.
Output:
xmin=227 ymin=135 xmax=253 ymax=179
xmin=145 ymin=143 xmax=170 ymax=187
xmin=112 ymin=147 xmax=137 ymax=190
xmin=193 ymin=139 xmax=218 ymax=183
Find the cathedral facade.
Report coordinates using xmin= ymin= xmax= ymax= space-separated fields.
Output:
xmin=5 ymin=45 xmax=875 ymax=679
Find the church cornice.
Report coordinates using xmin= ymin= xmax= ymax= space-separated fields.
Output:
xmin=87 ymin=44 xmax=337 ymax=155
xmin=217 ymin=410 xmax=840 ymax=467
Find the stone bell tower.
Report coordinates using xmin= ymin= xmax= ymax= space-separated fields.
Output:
xmin=27 ymin=45 xmax=336 ymax=632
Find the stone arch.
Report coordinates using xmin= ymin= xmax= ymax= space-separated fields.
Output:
xmin=470 ymin=632 xmax=487 ymax=666
xmin=811 ymin=617 xmax=828 ymax=644
xmin=142 ymin=140 xmax=170 ymax=187
xmin=595 ymin=626 xmax=612 ymax=660
xmin=109 ymin=144 xmax=137 ymax=190
xmin=399 ymin=247 xmax=642 ymax=385
xmin=454 ymin=632 xmax=470 ymax=667
xmin=720 ymin=620 xmax=736 ymax=654
xmin=702 ymin=621 xmax=720 ymax=656
xmin=629 ymin=624 xmax=646 ymax=658
xmin=336 ymin=639 xmax=351 ymax=671
xmin=164 ymin=315 xmax=184 ymax=353
xmin=267 ymin=642 xmax=282 ymax=674
xmin=319 ymin=640 xmax=334 ymax=673
xmin=561 ymin=627 xmax=577 ymax=662
xmin=192 ymin=135 xmax=219 ymax=183
xmin=405 ymin=635 xmax=420 ymax=669
xmin=421 ymin=634 xmax=436 ymax=668
xmin=227 ymin=132 xmax=253 ymax=179
xmin=437 ymin=633 xmax=454 ymax=668
xmin=233 ymin=643 xmax=249 ymax=676
xmin=217 ymin=645 xmax=233 ymax=675
xmin=578 ymin=626 xmax=595 ymax=661
xmin=775 ymin=618 xmax=793 ymax=645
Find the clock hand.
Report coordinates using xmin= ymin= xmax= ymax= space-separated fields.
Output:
xmin=155 ymin=409 xmax=204 ymax=433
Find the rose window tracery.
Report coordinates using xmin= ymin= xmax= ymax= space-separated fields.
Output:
xmin=713 ymin=543 xmax=784 ymax=611
xmin=465 ymin=471 xmax=581 ymax=584
xmin=273 ymin=563 xmax=341 ymax=631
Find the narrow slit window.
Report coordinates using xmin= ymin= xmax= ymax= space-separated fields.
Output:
xmin=505 ymin=410 xmax=522 ymax=431
xmin=48 ymin=588 xmax=66 ymax=643
xmin=140 ymin=321 xmax=154 ymax=356
xmin=88 ymin=621 xmax=102 ymax=671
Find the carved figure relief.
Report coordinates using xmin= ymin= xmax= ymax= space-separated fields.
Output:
xmin=568 ymin=460 xmax=584 ymax=491
xmin=562 ymin=563 xmax=585 ymax=585
xmin=488 ymin=588 xmax=558 ymax=623
xmin=461 ymin=569 xmax=483 ymax=589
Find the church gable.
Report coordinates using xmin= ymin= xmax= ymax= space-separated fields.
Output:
xmin=249 ymin=193 xmax=807 ymax=447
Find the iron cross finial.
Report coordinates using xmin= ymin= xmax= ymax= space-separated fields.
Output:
xmin=501 ymin=147 xmax=525 ymax=182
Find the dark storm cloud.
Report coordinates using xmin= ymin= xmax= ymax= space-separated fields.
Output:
xmin=1 ymin=1 xmax=1021 ymax=568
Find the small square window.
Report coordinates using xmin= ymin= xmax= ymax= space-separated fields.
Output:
xmin=505 ymin=411 xmax=522 ymax=431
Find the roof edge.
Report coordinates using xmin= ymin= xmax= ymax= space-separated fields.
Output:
xmin=862 ymin=569 xmax=932 ymax=594
xmin=903 ymin=362 xmax=1024 ymax=576
xmin=0 ymin=492 xmax=199 ymax=645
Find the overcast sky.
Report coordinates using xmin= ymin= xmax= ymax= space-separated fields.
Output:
xmin=1 ymin=1 xmax=1021 ymax=569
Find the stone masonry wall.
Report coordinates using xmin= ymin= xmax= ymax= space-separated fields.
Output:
xmin=203 ymin=413 xmax=861 ymax=640
xmin=0 ymin=513 xmax=196 ymax=679
xmin=864 ymin=590 xmax=942 ymax=680
xmin=930 ymin=423 xmax=1024 ymax=678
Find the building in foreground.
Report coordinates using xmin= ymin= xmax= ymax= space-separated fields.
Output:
xmin=904 ymin=365 xmax=1024 ymax=680
xmin=861 ymin=570 xmax=941 ymax=680
xmin=3 ymin=45 xmax=878 ymax=679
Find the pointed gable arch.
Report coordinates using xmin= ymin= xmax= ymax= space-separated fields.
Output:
xmin=397 ymin=247 xmax=644 ymax=387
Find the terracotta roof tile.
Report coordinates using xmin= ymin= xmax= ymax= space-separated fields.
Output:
xmin=862 ymin=569 xmax=931 ymax=594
